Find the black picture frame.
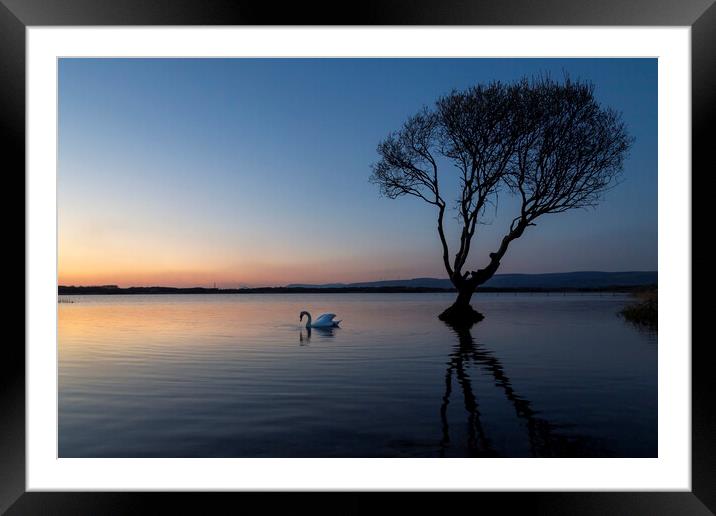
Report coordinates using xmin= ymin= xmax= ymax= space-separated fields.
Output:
xmin=4 ymin=1 xmax=710 ymax=513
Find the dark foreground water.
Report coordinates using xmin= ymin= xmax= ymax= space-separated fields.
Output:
xmin=58 ymin=293 xmax=656 ymax=457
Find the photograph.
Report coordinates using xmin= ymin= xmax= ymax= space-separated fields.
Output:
xmin=57 ymin=57 xmax=658 ymax=459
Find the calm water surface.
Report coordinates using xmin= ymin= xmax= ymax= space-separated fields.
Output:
xmin=59 ymin=293 xmax=656 ymax=457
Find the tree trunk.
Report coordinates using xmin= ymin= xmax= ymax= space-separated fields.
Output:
xmin=439 ymin=223 xmax=526 ymax=325
xmin=439 ymin=281 xmax=484 ymax=326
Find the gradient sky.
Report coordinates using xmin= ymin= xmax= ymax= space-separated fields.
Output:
xmin=58 ymin=58 xmax=657 ymax=287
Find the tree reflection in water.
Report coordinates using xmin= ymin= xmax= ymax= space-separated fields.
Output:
xmin=439 ymin=321 xmax=599 ymax=457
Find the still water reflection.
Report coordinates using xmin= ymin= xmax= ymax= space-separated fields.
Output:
xmin=59 ymin=293 xmax=656 ymax=457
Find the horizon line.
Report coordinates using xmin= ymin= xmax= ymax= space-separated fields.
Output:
xmin=58 ymin=269 xmax=658 ymax=290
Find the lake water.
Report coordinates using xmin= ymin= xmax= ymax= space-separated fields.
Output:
xmin=58 ymin=293 xmax=657 ymax=457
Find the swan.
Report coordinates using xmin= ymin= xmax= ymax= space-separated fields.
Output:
xmin=300 ymin=311 xmax=341 ymax=328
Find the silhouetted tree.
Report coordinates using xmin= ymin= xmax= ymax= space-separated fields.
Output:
xmin=371 ymin=76 xmax=632 ymax=323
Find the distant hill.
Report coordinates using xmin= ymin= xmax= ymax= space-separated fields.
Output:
xmin=287 ymin=277 xmax=451 ymax=289
xmin=288 ymin=271 xmax=657 ymax=290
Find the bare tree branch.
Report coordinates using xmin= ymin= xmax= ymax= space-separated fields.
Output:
xmin=370 ymin=110 xmax=454 ymax=276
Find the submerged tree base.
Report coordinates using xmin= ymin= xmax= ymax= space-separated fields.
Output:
xmin=438 ymin=303 xmax=485 ymax=326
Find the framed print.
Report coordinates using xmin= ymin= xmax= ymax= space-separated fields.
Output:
xmin=4 ymin=0 xmax=712 ymax=513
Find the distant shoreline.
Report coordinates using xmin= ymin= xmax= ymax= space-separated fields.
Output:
xmin=58 ymin=285 xmax=657 ymax=296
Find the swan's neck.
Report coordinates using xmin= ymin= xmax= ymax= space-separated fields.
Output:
xmin=305 ymin=312 xmax=312 ymax=328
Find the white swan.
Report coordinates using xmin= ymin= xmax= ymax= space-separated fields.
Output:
xmin=300 ymin=311 xmax=341 ymax=328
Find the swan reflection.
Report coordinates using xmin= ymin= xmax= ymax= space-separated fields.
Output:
xmin=299 ymin=326 xmax=337 ymax=344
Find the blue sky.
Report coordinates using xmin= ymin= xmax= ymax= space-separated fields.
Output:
xmin=58 ymin=58 xmax=657 ymax=287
